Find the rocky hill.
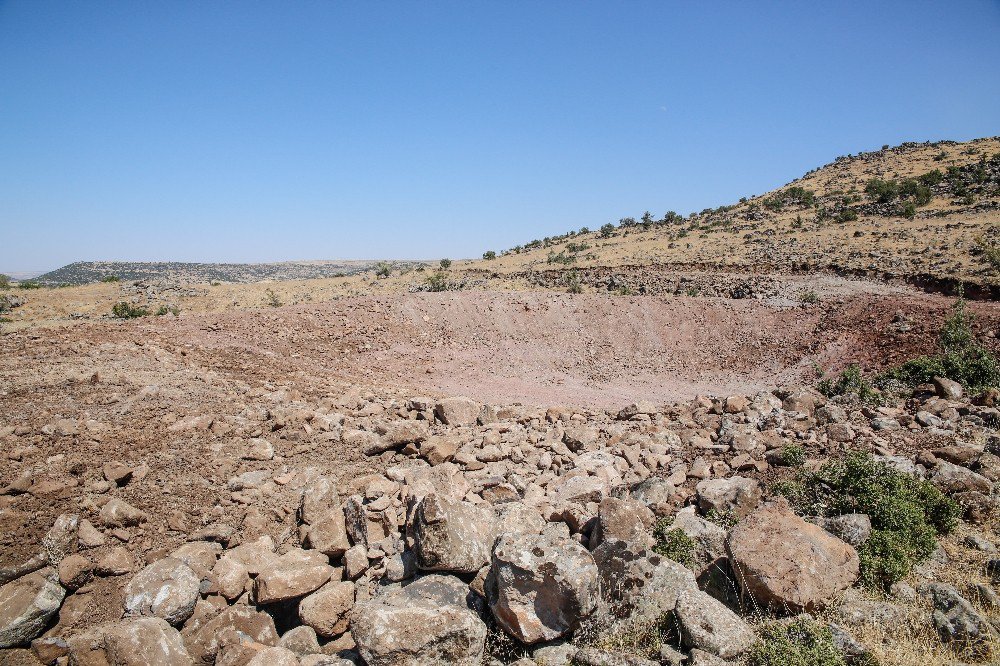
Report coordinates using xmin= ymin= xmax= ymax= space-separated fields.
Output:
xmin=467 ymin=137 xmax=1000 ymax=296
xmin=33 ymin=260 xmax=421 ymax=286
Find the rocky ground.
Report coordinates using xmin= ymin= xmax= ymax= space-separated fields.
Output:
xmin=1 ymin=280 xmax=1000 ymax=665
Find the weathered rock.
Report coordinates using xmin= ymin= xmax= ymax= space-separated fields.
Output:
xmin=182 ymin=604 xmax=279 ymax=664
xmin=933 ymin=376 xmax=963 ymax=400
xmin=376 ymin=420 xmax=429 ymax=451
xmin=58 ymin=554 xmax=94 ymax=590
xmin=300 ymin=477 xmax=340 ymax=525
xmin=435 ymin=397 xmax=482 ymax=426
xmin=299 ymin=580 xmax=355 ymax=638
xmin=487 ymin=531 xmax=599 ymax=644
xmin=928 ymin=583 xmax=997 ymax=650
xmin=675 ymin=587 xmax=755 ymax=659
xmin=413 ymin=493 xmax=498 ymax=573
xmin=0 ymin=568 xmax=65 ymax=648
xmin=726 ymin=502 xmax=859 ymax=613
xmin=104 ymin=617 xmax=193 ymax=666
xmin=591 ymin=539 xmax=695 ymax=620
xmin=351 ymin=574 xmax=487 ymax=666
xmin=588 ymin=496 xmax=654 ymax=551
xmin=671 ymin=506 xmax=728 ymax=574
xmin=255 ymin=550 xmax=334 ymax=604
xmin=931 ymin=461 xmax=993 ymax=495
xmin=696 ymin=477 xmax=761 ymax=519
xmin=304 ymin=509 xmax=351 ymax=558
xmin=99 ymin=498 xmax=148 ymax=528
xmin=276 ymin=625 xmax=321 ymax=656
xmin=821 ymin=514 xmax=872 ymax=548
xmin=124 ymin=557 xmax=200 ymax=625
xmin=420 ymin=436 xmax=458 ymax=466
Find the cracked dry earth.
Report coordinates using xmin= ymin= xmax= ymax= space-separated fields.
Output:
xmin=2 ymin=284 xmax=1000 ymax=665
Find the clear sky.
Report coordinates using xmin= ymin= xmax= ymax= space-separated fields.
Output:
xmin=1 ymin=1 xmax=999 ymax=273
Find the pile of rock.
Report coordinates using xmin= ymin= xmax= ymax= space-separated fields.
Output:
xmin=2 ymin=380 xmax=999 ymax=664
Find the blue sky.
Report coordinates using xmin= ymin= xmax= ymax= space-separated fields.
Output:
xmin=1 ymin=1 xmax=999 ymax=273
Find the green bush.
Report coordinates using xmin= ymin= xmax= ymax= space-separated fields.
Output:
xmin=0 ymin=274 xmax=9 ymax=290
xmin=784 ymin=452 xmax=959 ymax=589
xmin=817 ymin=364 xmax=882 ymax=405
xmin=652 ymin=517 xmax=695 ymax=567
xmin=155 ymin=305 xmax=180 ymax=316
xmin=599 ymin=223 xmax=616 ymax=238
xmin=111 ymin=302 xmax=149 ymax=319
xmin=747 ymin=618 xmax=848 ymax=666
xmin=482 ymin=251 xmax=496 ymax=260
xmin=877 ymin=298 xmax=1000 ymax=392
xmin=798 ymin=290 xmax=819 ymax=304
xmin=439 ymin=258 xmax=452 ymax=269
xmin=18 ymin=281 xmax=42 ymax=289
xmin=425 ymin=271 xmax=449 ymax=292
xmin=101 ymin=275 xmax=120 ymax=283
xmin=264 ymin=289 xmax=282 ymax=308
xmin=781 ymin=444 xmax=806 ymax=467
xmin=901 ymin=202 xmax=916 ymax=219
xmin=374 ymin=262 xmax=391 ymax=278
xmin=564 ymin=269 xmax=583 ymax=294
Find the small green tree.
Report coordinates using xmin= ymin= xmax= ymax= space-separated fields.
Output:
xmin=439 ymin=258 xmax=452 ymax=269
xmin=111 ymin=302 xmax=149 ymax=319
xmin=425 ymin=271 xmax=448 ymax=292
xmin=482 ymin=251 xmax=496 ymax=260
xmin=0 ymin=274 xmax=9 ymax=290
xmin=374 ymin=262 xmax=391 ymax=278
xmin=599 ymin=223 xmax=615 ymax=238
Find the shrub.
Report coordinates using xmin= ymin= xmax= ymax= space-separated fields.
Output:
xmin=652 ymin=518 xmax=695 ymax=567
xmin=425 ymin=271 xmax=449 ymax=292
xmin=748 ymin=618 xmax=848 ymax=666
xmin=101 ymin=275 xmax=120 ymax=283
xmin=818 ymin=364 xmax=883 ymax=405
xmin=783 ymin=452 xmax=959 ymax=589
xmin=18 ymin=281 xmax=42 ymax=289
xmin=599 ymin=223 xmax=616 ymax=238
xmin=482 ymin=251 xmax=496 ymax=260
xmin=0 ymin=274 xmax=9 ymax=290
xmin=439 ymin=258 xmax=452 ymax=269
xmin=564 ymin=269 xmax=583 ymax=294
xmin=264 ymin=289 xmax=282 ymax=308
xmin=865 ymin=178 xmax=899 ymax=203
xmin=111 ymin=302 xmax=149 ymax=319
xmin=877 ymin=298 xmax=1000 ymax=392
xmin=155 ymin=305 xmax=180 ymax=316
xmin=835 ymin=208 xmax=858 ymax=223
xmin=781 ymin=444 xmax=806 ymax=467
xmin=901 ymin=202 xmax=916 ymax=219
xmin=579 ymin=226 xmax=590 ymax=234
xmin=704 ymin=509 xmax=739 ymax=530
xmin=374 ymin=262 xmax=391 ymax=278
xmin=798 ymin=290 xmax=819 ymax=304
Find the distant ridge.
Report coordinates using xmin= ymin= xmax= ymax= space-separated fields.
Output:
xmin=34 ymin=259 xmax=422 ymax=285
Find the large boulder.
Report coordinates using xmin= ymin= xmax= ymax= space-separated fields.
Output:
xmin=487 ymin=531 xmax=599 ymax=644
xmin=0 ymin=568 xmax=65 ymax=648
xmin=351 ymin=574 xmax=486 ymax=666
xmin=413 ymin=493 xmax=498 ymax=573
xmin=928 ymin=583 xmax=997 ymax=650
xmin=931 ymin=461 xmax=993 ymax=495
xmin=182 ymin=604 xmax=278 ymax=663
xmin=591 ymin=539 xmax=695 ymax=621
xmin=726 ymin=502 xmax=859 ymax=613
xmin=695 ymin=477 xmax=761 ymax=519
xmin=124 ymin=557 xmax=200 ymax=625
xmin=104 ymin=617 xmax=193 ymax=666
xmin=434 ymin=397 xmax=482 ymax=426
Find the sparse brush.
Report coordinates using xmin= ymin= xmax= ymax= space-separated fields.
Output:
xmin=818 ymin=364 xmax=883 ymax=405
xmin=101 ymin=275 xmax=120 ymax=282
xmin=155 ymin=305 xmax=180 ymax=317
xmin=425 ymin=271 xmax=449 ymax=292
xmin=439 ymin=258 xmax=452 ymax=269
xmin=799 ymin=290 xmax=819 ymax=304
xmin=264 ymin=288 xmax=282 ymax=308
xmin=111 ymin=301 xmax=149 ymax=319
xmin=748 ymin=618 xmax=850 ymax=666
xmin=652 ymin=517 xmax=695 ymax=567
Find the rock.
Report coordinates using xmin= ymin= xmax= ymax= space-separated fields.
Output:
xmin=300 ymin=476 xmax=340 ymax=525
xmin=573 ymin=646 xmax=660 ymax=666
xmin=588 ymin=496 xmax=655 ymax=551
xmin=169 ymin=541 xmax=222 ymax=578
xmin=376 ymin=420 xmax=429 ymax=450
xmin=933 ymin=376 xmax=963 ymax=400
xmin=591 ymin=539 xmax=696 ymax=619
xmin=487 ymin=531 xmax=599 ymax=644
xmin=928 ymin=583 xmax=996 ymax=649
xmin=931 ymin=461 xmax=993 ymax=495
xmin=255 ymin=550 xmax=334 ymax=604
xmin=343 ymin=544 xmax=368 ymax=580
xmin=212 ymin=555 xmax=250 ymax=600
xmin=78 ymin=519 xmax=106 ymax=548
xmin=244 ymin=437 xmax=275 ymax=461
xmin=96 ymin=546 xmax=134 ymax=576
xmin=103 ymin=461 xmax=134 ymax=486
xmin=726 ymin=502 xmax=859 ymax=613
xmin=435 ymin=397 xmax=482 ymax=426
xmin=124 ymin=557 xmax=200 ymax=625
xmin=246 ymin=646 xmax=299 ymax=666
xmin=696 ymin=477 xmax=761 ymax=519
xmin=58 ymin=554 xmax=94 ymax=590
xmin=413 ymin=493 xmax=497 ymax=573
xmin=671 ymin=507 xmax=727 ymax=574
xmin=675 ymin=587 xmax=755 ymax=659
xmin=104 ymin=617 xmax=193 ymax=665
xmin=964 ymin=534 xmax=996 ymax=552
xmin=299 ymin=580 xmax=355 ymax=638
xmin=99 ymin=498 xmax=148 ymax=528
xmin=182 ymin=604 xmax=278 ymax=663
xmin=629 ymin=478 xmax=677 ymax=514
xmin=421 ymin=436 xmax=458 ymax=465
xmin=821 ymin=514 xmax=872 ymax=548
xmin=351 ymin=574 xmax=487 ymax=666
xmin=826 ymin=423 xmax=855 ymax=443
xmin=277 ymin=625 xmax=321 ymax=656
xmin=0 ymin=568 xmax=65 ymax=648
xmin=304 ymin=509 xmax=351 ymax=558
